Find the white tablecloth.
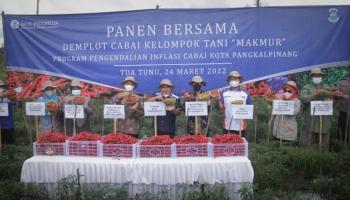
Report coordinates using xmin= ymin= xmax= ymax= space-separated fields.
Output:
xmin=21 ymin=156 xmax=254 ymax=199
xmin=21 ymin=156 xmax=254 ymax=185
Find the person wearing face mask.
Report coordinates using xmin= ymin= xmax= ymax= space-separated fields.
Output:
xmin=112 ymin=76 xmax=143 ymax=138
xmin=300 ymin=68 xmax=341 ymax=147
xmin=37 ymin=81 xmax=64 ymax=133
xmin=218 ymin=71 xmax=253 ymax=136
xmin=0 ymin=80 xmax=15 ymax=144
xmin=147 ymin=79 xmax=182 ymax=138
xmin=64 ymin=80 xmax=93 ymax=136
xmin=272 ymin=81 xmax=301 ymax=142
xmin=183 ymin=76 xmax=211 ymax=134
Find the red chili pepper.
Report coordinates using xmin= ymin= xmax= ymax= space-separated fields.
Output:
xmin=141 ymin=135 xmax=174 ymax=145
xmin=37 ymin=132 xmax=68 ymax=143
xmin=102 ymin=132 xmax=137 ymax=144
xmin=174 ymin=134 xmax=208 ymax=144
xmin=212 ymin=134 xmax=243 ymax=144
xmin=70 ymin=131 xmax=101 ymax=141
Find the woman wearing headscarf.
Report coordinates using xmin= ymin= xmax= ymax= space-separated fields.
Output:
xmin=272 ymin=81 xmax=301 ymax=142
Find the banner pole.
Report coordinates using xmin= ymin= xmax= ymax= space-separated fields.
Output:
xmin=319 ymin=116 xmax=323 ymax=151
xmin=36 ymin=0 xmax=40 ymax=15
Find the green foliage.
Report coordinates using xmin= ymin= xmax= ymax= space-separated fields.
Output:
xmin=245 ymin=142 xmax=350 ymax=200
xmin=180 ymin=184 xmax=229 ymax=200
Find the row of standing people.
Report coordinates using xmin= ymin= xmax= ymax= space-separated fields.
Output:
xmin=0 ymin=67 xmax=349 ymax=148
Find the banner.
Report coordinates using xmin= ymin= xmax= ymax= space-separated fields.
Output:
xmin=3 ymin=7 xmax=350 ymax=95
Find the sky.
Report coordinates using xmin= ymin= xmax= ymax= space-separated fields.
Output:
xmin=0 ymin=0 xmax=349 ymax=46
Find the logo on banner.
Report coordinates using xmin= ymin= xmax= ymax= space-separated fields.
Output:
xmin=10 ymin=20 xmax=59 ymax=29
xmin=10 ymin=20 xmax=19 ymax=29
xmin=328 ymin=8 xmax=340 ymax=23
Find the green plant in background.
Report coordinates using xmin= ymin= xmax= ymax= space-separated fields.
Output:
xmin=180 ymin=183 xmax=229 ymax=200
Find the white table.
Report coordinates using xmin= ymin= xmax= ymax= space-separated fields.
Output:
xmin=21 ymin=156 xmax=254 ymax=199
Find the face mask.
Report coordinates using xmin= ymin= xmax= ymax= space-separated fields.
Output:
xmin=312 ymin=77 xmax=322 ymax=84
xmin=71 ymin=89 xmax=81 ymax=96
xmin=124 ymin=84 xmax=134 ymax=92
xmin=45 ymin=90 xmax=55 ymax=97
xmin=229 ymin=80 xmax=240 ymax=88
xmin=284 ymin=92 xmax=293 ymax=99
xmin=193 ymin=84 xmax=202 ymax=91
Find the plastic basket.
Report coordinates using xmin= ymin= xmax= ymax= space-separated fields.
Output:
xmin=67 ymin=141 xmax=101 ymax=156
xmin=33 ymin=142 xmax=67 ymax=156
xmin=138 ymin=144 xmax=175 ymax=158
xmin=175 ymin=143 xmax=209 ymax=157
xmin=211 ymin=138 xmax=248 ymax=157
xmin=102 ymin=143 xmax=137 ymax=158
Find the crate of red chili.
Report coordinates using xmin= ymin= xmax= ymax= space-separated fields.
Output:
xmin=101 ymin=132 xmax=137 ymax=158
xmin=174 ymin=134 xmax=209 ymax=157
xmin=67 ymin=132 xmax=102 ymax=157
xmin=139 ymin=135 xmax=175 ymax=158
xmin=210 ymin=134 xmax=248 ymax=157
xmin=34 ymin=132 xmax=68 ymax=156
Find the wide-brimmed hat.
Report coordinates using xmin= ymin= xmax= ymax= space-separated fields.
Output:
xmin=189 ymin=75 xmax=206 ymax=86
xmin=159 ymin=79 xmax=174 ymax=88
xmin=41 ymin=81 xmax=57 ymax=91
xmin=282 ymin=81 xmax=298 ymax=90
xmin=122 ymin=76 xmax=137 ymax=87
xmin=310 ymin=68 xmax=325 ymax=77
xmin=227 ymin=71 xmax=242 ymax=81
xmin=70 ymin=80 xmax=83 ymax=88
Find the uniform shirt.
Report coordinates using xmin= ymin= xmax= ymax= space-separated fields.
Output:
xmin=155 ymin=93 xmax=182 ymax=134
xmin=220 ymin=87 xmax=253 ymax=131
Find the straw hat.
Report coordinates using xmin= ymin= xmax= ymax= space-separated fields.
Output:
xmin=189 ymin=75 xmax=206 ymax=86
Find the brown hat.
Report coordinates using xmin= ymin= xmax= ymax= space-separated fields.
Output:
xmin=189 ymin=75 xmax=206 ymax=86
xmin=41 ymin=81 xmax=57 ymax=91
xmin=122 ymin=76 xmax=137 ymax=87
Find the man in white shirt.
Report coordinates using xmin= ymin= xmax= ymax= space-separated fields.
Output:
xmin=218 ymin=71 xmax=253 ymax=136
